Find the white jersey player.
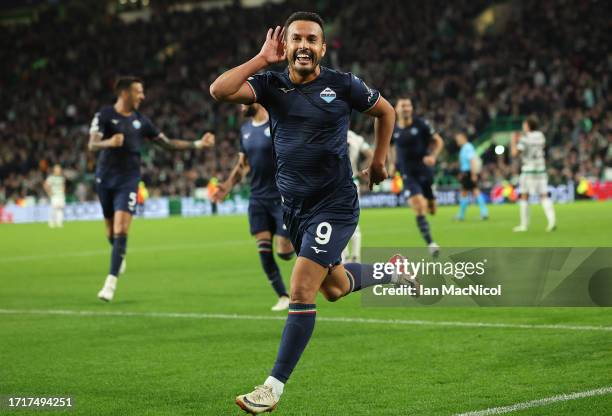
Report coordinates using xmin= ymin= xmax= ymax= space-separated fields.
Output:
xmin=342 ymin=130 xmax=373 ymax=262
xmin=511 ymin=116 xmax=556 ymax=232
xmin=44 ymin=164 xmax=66 ymax=228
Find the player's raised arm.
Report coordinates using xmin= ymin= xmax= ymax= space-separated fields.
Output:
xmin=511 ymin=131 xmax=521 ymax=157
xmin=211 ymin=153 xmax=250 ymax=203
xmin=87 ymin=111 xmax=125 ymax=152
xmin=364 ymin=96 xmax=396 ymax=189
xmin=88 ymin=132 xmax=124 ymax=152
xmin=151 ymin=132 xmax=215 ymax=151
xmin=209 ymin=26 xmax=286 ymax=103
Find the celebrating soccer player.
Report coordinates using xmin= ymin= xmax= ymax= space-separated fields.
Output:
xmin=89 ymin=76 xmax=215 ymax=302
xmin=389 ymin=98 xmax=444 ymax=256
xmin=511 ymin=116 xmax=556 ymax=232
xmin=454 ymin=132 xmax=488 ymax=220
xmin=210 ymin=12 xmax=418 ymax=414
xmin=212 ymin=103 xmax=294 ymax=311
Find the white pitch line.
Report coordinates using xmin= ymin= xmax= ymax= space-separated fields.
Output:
xmin=0 ymin=309 xmax=610 ymax=332
xmin=453 ymin=386 xmax=612 ymax=416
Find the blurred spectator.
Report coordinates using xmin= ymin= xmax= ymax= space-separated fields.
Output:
xmin=0 ymin=0 xmax=609 ymax=203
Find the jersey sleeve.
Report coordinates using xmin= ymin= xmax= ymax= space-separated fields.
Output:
xmin=423 ymin=119 xmax=436 ymax=138
xmin=391 ymin=127 xmax=400 ymax=145
xmin=348 ymin=73 xmax=381 ymax=113
xmin=246 ymin=72 xmax=271 ymax=105
xmin=142 ymin=116 xmax=161 ymax=139
xmin=89 ymin=109 xmax=110 ymax=137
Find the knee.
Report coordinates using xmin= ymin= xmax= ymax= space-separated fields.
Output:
xmin=290 ymin=285 xmax=318 ymax=304
xmin=113 ymin=225 xmax=129 ymax=236
xmin=276 ymin=250 xmax=295 ymax=261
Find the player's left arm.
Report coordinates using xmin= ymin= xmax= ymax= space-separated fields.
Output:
xmin=43 ymin=179 xmax=51 ymax=197
xmin=364 ymin=97 xmax=395 ymax=189
xmin=151 ymin=132 xmax=215 ymax=151
xmin=424 ymin=133 xmax=444 ymax=167
xmin=511 ymin=132 xmax=521 ymax=157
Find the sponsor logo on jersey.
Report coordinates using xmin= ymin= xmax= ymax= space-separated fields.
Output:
xmin=411 ymin=127 xmax=418 ymax=135
xmin=264 ymin=127 xmax=270 ymax=137
xmin=111 ymin=119 xmax=119 ymax=125
xmin=320 ymin=87 xmax=336 ymax=103
xmin=311 ymin=246 xmax=328 ymax=254
xmin=132 ymin=120 xmax=142 ymax=129
xmin=279 ymin=87 xmax=295 ymax=93
xmin=243 ymin=133 xmax=250 ymax=140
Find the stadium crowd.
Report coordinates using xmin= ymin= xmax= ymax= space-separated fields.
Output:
xmin=0 ymin=0 xmax=609 ymax=203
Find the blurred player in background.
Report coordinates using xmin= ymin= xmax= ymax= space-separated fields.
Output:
xmin=342 ymin=130 xmax=373 ymax=263
xmin=454 ymin=132 xmax=488 ymax=220
xmin=210 ymin=12 xmax=416 ymax=414
xmin=511 ymin=116 xmax=556 ymax=232
xmin=43 ymin=164 xmax=66 ymax=228
xmin=212 ymin=103 xmax=294 ymax=312
xmin=390 ymin=98 xmax=444 ymax=256
xmin=89 ymin=76 xmax=215 ymax=302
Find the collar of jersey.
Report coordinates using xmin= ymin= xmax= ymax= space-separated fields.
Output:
xmin=282 ymin=66 xmax=326 ymax=88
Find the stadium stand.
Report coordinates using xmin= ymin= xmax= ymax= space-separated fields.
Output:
xmin=0 ymin=0 xmax=609 ymax=203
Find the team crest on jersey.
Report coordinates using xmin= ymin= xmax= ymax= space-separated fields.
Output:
xmin=264 ymin=127 xmax=271 ymax=137
xmin=410 ymin=127 xmax=418 ymax=135
xmin=132 ymin=119 xmax=142 ymax=129
xmin=320 ymin=87 xmax=336 ymax=103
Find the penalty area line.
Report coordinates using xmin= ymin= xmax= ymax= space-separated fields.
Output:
xmin=0 ymin=309 xmax=610 ymax=332
xmin=453 ymin=386 xmax=612 ymax=416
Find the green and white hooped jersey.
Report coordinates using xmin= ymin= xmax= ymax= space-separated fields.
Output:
xmin=517 ymin=131 xmax=546 ymax=174
xmin=45 ymin=175 xmax=65 ymax=199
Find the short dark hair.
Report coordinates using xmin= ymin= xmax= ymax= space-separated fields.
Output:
xmin=284 ymin=11 xmax=325 ymax=40
xmin=114 ymin=76 xmax=143 ymax=96
xmin=525 ymin=115 xmax=539 ymax=131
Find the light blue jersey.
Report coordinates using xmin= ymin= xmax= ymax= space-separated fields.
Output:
xmin=459 ymin=142 xmax=476 ymax=172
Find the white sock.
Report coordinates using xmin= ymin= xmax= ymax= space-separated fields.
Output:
xmin=541 ymin=198 xmax=556 ymax=227
xmin=351 ymin=226 xmax=361 ymax=262
xmin=55 ymin=208 xmax=64 ymax=227
xmin=264 ymin=375 xmax=284 ymax=400
xmin=519 ymin=200 xmax=529 ymax=228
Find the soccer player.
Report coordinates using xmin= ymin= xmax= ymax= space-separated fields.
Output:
xmin=210 ymin=12 xmax=417 ymax=414
xmin=212 ymin=103 xmax=294 ymax=312
xmin=43 ymin=164 xmax=66 ymax=228
xmin=390 ymin=98 xmax=444 ymax=256
xmin=454 ymin=132 xmax=488 ymax=220
xmin=342 ymin=130 xmax=373 ymax=262
xmin=511 ymin=116 xmax=556 ymax=232
xmin=89 ymin=76 xmax=215 ymax=302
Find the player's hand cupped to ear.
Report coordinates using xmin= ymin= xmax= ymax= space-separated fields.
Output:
xmin=257 ymin=26 xmax=286 ymax=65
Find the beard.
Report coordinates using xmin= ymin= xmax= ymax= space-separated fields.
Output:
xmin=244 ymin=106 xmax=257 ymax=117
xmin=290 ymin=48 xmax=319 ymax=76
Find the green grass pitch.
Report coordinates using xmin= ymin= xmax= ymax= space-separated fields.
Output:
xmin=1 ymin=201 xmax=611 ymax=415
